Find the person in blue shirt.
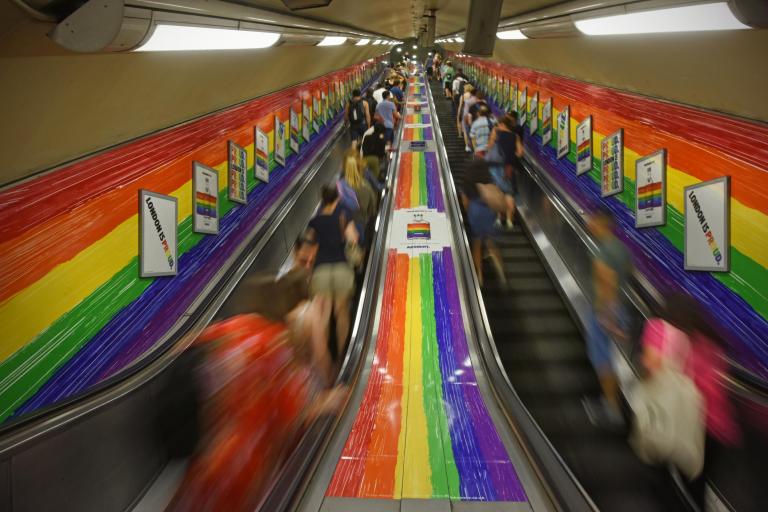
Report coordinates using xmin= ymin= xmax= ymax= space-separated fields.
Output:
xmin=374 ymin=90 xmax=401 ymax=144
xmin=389 ymin=79 xmax=405 ymax=109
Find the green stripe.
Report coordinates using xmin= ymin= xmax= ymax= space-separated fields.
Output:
xmin=0 ymin=170 xmax=262 ymax=421
xmin=419 ymin=154 xmax=428 ymax=207
xmin=421 ymin=253 xmax=460 ymax=498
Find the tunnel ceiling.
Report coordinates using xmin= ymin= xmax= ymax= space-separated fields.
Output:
xmin=227 ymin=0 xmax=567 ymax=39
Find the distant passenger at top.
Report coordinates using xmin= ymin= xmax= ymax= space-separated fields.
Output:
xmin=442 ymin=60 xmax=455 ymax=100
xmin=345 ymin=88 xmax=371 ymax=144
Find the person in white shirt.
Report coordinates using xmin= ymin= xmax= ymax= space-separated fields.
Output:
xmin=372 ymin=82 xmax=387 ymax=104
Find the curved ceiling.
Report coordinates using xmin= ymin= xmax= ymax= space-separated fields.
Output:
xmin=227 ymin=0 xmax=567 ymax=39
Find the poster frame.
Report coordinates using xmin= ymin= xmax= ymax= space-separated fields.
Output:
xmin=139 ymin=189 xmax=178 ymax=278
xmin=635 ymin=149 xmax=667 ymax=229
xmin=518 ymin=86 xmax=528 ymax=126
xmin=684 ymin=176 xmax=730 ymax=272
xmin=542 ymin=97 xmax=553 ymax=146
xmin=192 ymin=161 xmax=220 ymax=235
xmin=302 ymin=98 xmax=311 ymax=142
xmin=575 ymin=115 xmax=592 ymax=176
xmin=600 ymin=128 xmax=624 ymax=197
xmin=529 ymin=91 xmax=538 ymax=136
xmin=274 ymin=114 xmax=286 ymax=167
xmin=290 ymin=105 xmax=300 ymax=154
xmin=556 ymin=106 xmax=570 ymax=159
xmin=227 ymin=140 xmax=248 ymax=205
xmin=254 ymin=126 xmax=270 ymax=183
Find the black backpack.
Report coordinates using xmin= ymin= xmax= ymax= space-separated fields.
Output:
xmin=349 ymin=99 xmax=367 ymax=127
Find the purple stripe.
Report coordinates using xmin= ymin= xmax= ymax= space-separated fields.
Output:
xmin=424 ymin=152 xmax=444 ymax=212
xmin=15 ymin=112 xmax=345 ymax=415
xmin=442 ymin=248 xmax=527 ymax=501
xmin=424 ymin=127 xmax=434 ymax=140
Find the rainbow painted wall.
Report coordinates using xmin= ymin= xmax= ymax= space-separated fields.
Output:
xmin=0 ymin=57 xmax=383 ymax=423
xmin=454 ymin=54 xmax=768 ymax=378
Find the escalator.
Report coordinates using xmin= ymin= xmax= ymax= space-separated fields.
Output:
xmin=429 ymin=80 xmax=689 ymax=512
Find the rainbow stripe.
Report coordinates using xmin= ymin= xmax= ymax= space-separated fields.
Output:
xmin=638 ymin=182 xmax=663 ymax=209
xmin=327 ymin=248 xmax=527 ymax=501
xmin=459 ymin=55 xmax=768 ymax=376
xmin=394 ymin=153 xmax=444 ymax=211
xmin=406 ymin=114 xmax=431 ymax=124
xmin=403 ymin=127 xmax=434 ymax=141
xmin=0 ymin=59 xmax=385 ymax=422
xmin=195 ymin=191 xmax=217 ymax=218
xmin=407 ymin=222 xmax=431 ymax=239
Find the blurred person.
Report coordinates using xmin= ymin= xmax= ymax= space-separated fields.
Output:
xmin=307 ymin=185 xmax=359 ymax=362
xmin=389 ymin=79 xmax=405 ymax=109
xmin=486 ymin=113 xmax=524 ymax=230
xmin=340 ymin=149 xmax=378 ymax=245
xmin=374 ymin=90 xmax=401 ymax=145
xmin=468 ymin=90 xmax=489 ymax=122
xmin=363 ymin=87 xmax=378 ymax=120
xmin=451 ymin=69 xmax=467 ymax=120
xmin=426 ymin=52 xmax=434 ymax=80
xmin=457 ymin=83 xmax=477 ymax=152
xmin=469 ymin=105 xmax=496 ymax=158
xmin=582 ymin=206 xmax=633 ymax=428
xmin=460 ymin=160 xmax=507 ymax=288
xmin=442 ymin=60 xmax=455 ymax=99
xmin=433 ymin=53 xmax=443 ymax=81
xmin=345 ymin=88 xmax=371 ymax=143
xmin=636 ymin=293 xmax=740 ymax=507
xmin=372 ymin=80 xmax=388 ymax=104
xmin=361 ymin=122 xmax=387 ymax=184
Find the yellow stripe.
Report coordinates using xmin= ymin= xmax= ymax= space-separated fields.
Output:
xmin=0 ymin=164 xmax=229 ymax=362
xmin=394 ymin=254 xmax=413 ymax=498
xmin=402 ymin=256 xmax=432 ymax=498
xmin=555 ymin=108 xmax=768 ymax=269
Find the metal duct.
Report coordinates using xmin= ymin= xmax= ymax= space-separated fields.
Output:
xmin=729 ymin=0 xmax=768 ymax=27
xmin=462 ymin=0 xmax=503 ymax=56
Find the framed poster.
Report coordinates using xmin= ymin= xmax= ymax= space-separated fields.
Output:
xmin=542 ymin=98 xmax=553 ymax=146
xmin=275 ymin=115 xmax=286 ymax=167
xmin=510 ymin=83 xmax=518 ymax=113
xmin=575 ymin=115 xmax=592 ymax=175
xmin=635 ymin=149 xmax=667 ymax=228
xmin=601 ymin=128 xmax=624 ymax=197
xmin=556 ymin=106 xmax=570 ymax=159
xmin=255 ymin=127 xmax=270 ymax=182
xmin=139 ymin=190 xmax=178 ymax=277
xmin=312 ymin=94 xmax=320 ymax=134
xmin=302 ymin=99 xmax=311 ymax=142
xmin=193 ymin=162 xmax=219 ymax=235
xmin=322 ymin=90 xmax=328 ymax=123
xmin=518 ymin=87 xmax=527 ymax=125
xmin=529 ymin=92 xmax=538 ymax=135
xmin=227 ymin=140 xmax=247 ymax=204
xmin=684 ymin=176 xmax=730 ymax=272
xmin=290 ymin=106 xmax=300 ymax=154
xmin=503 ymin=79 xmax=510 ymax=113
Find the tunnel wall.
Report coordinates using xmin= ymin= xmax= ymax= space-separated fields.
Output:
xmin=452 ymin=54 xmax=768 ymax=378
xmin=0 ymin=56 xmax=383 ymax=423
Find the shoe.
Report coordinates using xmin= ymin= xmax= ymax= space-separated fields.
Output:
xmin=465 ymin=145 xmax=472 ymax=153
xmin=494 ymin=218 xmax=503 ymax=230
xmin=505 ymin=219 xmax=515 ymax=230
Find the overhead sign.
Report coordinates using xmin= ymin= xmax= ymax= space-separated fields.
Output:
xmin=635 ymin=149 xmax=667 ymax=228
xmin=556 ymin=106 xmax=570 ymax=159
xmin=685 ymin=176 xmax=730 ymax=272
xmin=140 ymin=190 xmax=178 ymax=278
xmin=601 ymin=128 xmax=624 ymax=197
xmin=193 ymin=162 xmax=219 ymax=235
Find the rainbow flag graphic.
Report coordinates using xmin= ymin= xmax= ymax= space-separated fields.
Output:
xmin=638 ymin=181 xmax=663 ymax=209
xmin=406 ymin=114 xmax=431 ymax=124
xmin=404 ymin=127 xmax=434 ymax=141
xmin=577 ymin=139 xmax=591 ymax=165
xmin=407 ymin=222 xmax=431 ymax=240
xmin=195 ymin=191 xmax=217 ymax=218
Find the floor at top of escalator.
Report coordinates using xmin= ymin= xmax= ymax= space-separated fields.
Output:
xmin=428 ymin=80 xmax=689 ymax=512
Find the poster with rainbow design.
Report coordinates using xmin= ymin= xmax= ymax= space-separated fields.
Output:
xmin=302 ymin=98 xmax=311 ymax=142
xmin=139 ymin=190 xmax=177 ymax=278
xmin=576 ymin=115 xmax=592 ymax=176
xmin=518 ymin=86 xmax=527 ymax=125
xmin=635 ymin=149 xmax=666 ymax=228
xmin=312 ymin=94 xmax=321 ymax=134
xmin=407 ymin=221 xmax=431 ymax=240
xmin=541 ymin=97 xmax=552 ymax=145
xmin=255 ymin=127 xmax=270 ymax=182
xmin=275 ymin=115 xmax=287 ymax=167
xmin=290 ymin=106 xmax=300 ymax=153
xmin=601 ymin=128 xmax=624 ymax=197
xmin=529 ymin=92 xmax=538 ymax=135
xmin=192 ymin=162 xmax=219 ymax=235
xmin=685 ymin=177 xmax=730 ymax=272
xmin=227 ymin=141 xmax=247 ymax=205
xmin=556 ymin=106 xmax=570 ymax=159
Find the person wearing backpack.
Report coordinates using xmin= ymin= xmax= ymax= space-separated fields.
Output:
xmin=635 ymin=294 xmax=740 ymax=506
xmin=443 ymin=60 xmax=455 ymax=99
xmin=486 ymin=113 xmax=524 ymax=230
xmin=345 ymin=88 xmax=370 ymax=144
xmin=363 ymin=87 xmax=378 ymax=121
xmin=469 ymin=105 xmax=496 ymax=159
xmin=460 ymin=160 xmax=507 ymax=289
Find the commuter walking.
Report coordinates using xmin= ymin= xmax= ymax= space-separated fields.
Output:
xmin=345 ymin=88 xmax=370 ymax=143
xmin=372 ymin=81 xmax=388 ymax=104
xmin=442 ymin=60 xmax=455 ymax=99
xmin=340 ymin=149 xmax=378 ymax=246
xmin=363 ymin=87 xmax=378 ymax=120
xmin=374 ymin=90 xmax=401 ymax=145
xmin=486 ymin=113 xmax=524 ymax=229
xmin=469 ymin=105 xmax=495 ymax=158
xmin=361 ymin=122 xmax=387 ymax=183
xmin=582 ymin=207 xmax=633 ymax=428
xmin=451 ymin=70 xmax=467 ymax=120
xmin=457 ymin=84 xmax=477 ymax=153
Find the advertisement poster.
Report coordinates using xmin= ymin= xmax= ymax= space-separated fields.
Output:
xmin=529 ymin=92 xmax=538 ymax=135
xmin=139 ymin=190 xmax=177 ymax=278
xmin=542 ymin=98 xmax=553 ymax=146
xmin=635 ymin=149 xmax=667 ymax=228
xmin=302 ymin=99 xmax=311 ymax=142
xmin=227 ymin=141 xmax=247 ymax=204
xmin=275 ymin=115 xmax=286 ymax=167
xmin=503 ymin=79 xmax=510 ymax=113
xmin=290 ymin=106 xmax=300 ymax=154
xmin=575 ymin=115 xmax=592 ymax=175
xmin=312 ymin=94 xmax=321 ymax=134
xmin=601 ymin=128 xmax=624 ymax=197
xmin=255 ymin=127 xmax=270 ymax=182
xmin=556 ymin=106 xmax=570 ymax=159
xmin=684 ymin=177 xmax=730 ymax=271
xmin=510 ymin=83 xmax=518 ymax=113
xmin=193 ymin=162 xmax=219 ymax=235
xmin=518 ymin=87 xmax=527 ymax=126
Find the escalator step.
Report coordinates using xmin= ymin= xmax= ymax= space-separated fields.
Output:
xmin=484 ymin=293 xmax=570 ymax=313
xmin=504 ymin=365 xmax=600 ymax=397
xmin=498 ymin=336 xmax=588 ymax=364
xmin=491 ymin=313 xmax=579 ymax=336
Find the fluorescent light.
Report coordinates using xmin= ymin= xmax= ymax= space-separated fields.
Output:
xmin=412 ymin=44 xmax=417 ymax=49
xmin=356 ymin=38 xmax=370 ymax=45
xmin=373 ymin=39 xmax=382 ymax=45
xmin=317 ymin=36 xmax=346 ymax=46
xmin=455 ymin=36 xmax=464 ymax=42
xmin=497 ymin=29 xmax=527 ymax=40
xmin=396 ymin=47 xmax=402 ymax=52
xmin=575 ymin=2 xmax=748 ymax=35
xmin=136 ymin=24 xmax=280 ymax=51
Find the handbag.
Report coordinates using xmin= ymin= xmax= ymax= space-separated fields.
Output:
xmin=477 ymin=183 xmax=507 ymax=214
xmin=629 ymin=330 xmax=705 ymax=480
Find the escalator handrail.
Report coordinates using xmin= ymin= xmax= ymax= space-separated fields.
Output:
xmin=425 ymin=79 xmax=599 ymax=511
xmin=0 ymin=101 xmax=364 ymax=453
xmin=256 ymin=91 xmax=408 ymax=512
